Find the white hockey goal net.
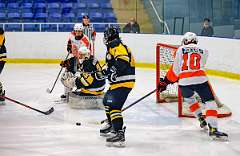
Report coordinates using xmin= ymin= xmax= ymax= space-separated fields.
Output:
xmin=156 ymin=43 xmax=232 ymax=118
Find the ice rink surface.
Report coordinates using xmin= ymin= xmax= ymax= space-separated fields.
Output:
xmin=0 ymin=64 xmax=240 ymax=156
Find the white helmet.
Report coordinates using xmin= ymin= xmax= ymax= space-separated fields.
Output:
xmin=74 ymin=23 xmax=84 ymax=31
xmin=182 ymin=32 xmax=198 ymax=45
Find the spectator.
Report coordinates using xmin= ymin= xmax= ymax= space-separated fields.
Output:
xmin=201 ymin=18 xmax=214 ymax=37
xmin=123 ymin=17 xmax=140 ymax=33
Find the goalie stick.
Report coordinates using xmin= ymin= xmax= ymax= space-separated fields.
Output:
xmin=1 ymin=96 xmax=54 ymax=115
xmin=100 ymin=88 xmax=157 ymax=124
xmin=47 ymin=52 xmax=70 ymax=93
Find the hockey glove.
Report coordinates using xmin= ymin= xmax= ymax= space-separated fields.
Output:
xmin=101 ymin=66 xmax=118 ymax=82
xmin=60 ymin=60 xmax=68 ymax=68
xmin=158 ymin=77 xmax=171 ymax=92
xmin=60 ymin=72 xmax=76 ymax=89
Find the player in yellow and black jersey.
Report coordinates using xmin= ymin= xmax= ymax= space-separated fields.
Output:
xmin=60 ymin=46 xmax=105 ymax=97
xmin=0 ymin=28 xmax=6 ymax=104
xmin=99 ymin=27 xmax=135 ymax=147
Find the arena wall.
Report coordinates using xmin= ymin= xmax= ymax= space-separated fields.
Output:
xmin=5 ymin=32 xmax=240 ymax=79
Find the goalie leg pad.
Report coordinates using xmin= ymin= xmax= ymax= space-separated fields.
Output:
xmin=68 ymin=92 xmax=103 ymax=109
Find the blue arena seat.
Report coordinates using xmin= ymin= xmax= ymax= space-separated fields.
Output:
xmin=5 ymin=24 xmax=22 ymax=32
xmin=7 ymin=12 xmax=21 ymax=22
xmin=88 ymin=3 xmax=100 ymax=9
xmin=22 ymin=12 xmax=34 ymax=22
xmin=62 ymin=3 xmax=73 ymax=9
xmin=76 ymin=12 xmax=88 ymax=21
xmin=101 ymin=2 xmax=112 ymax=10
xmin=7 ymin=3 xmax=19 ymax=9
xmin=61 ymin=3 xmax=73 ymax=14
xmin=35 ymin=12 xmax=47 ymax=22
xmin=35 ymin=0 xmax=45 ymax=3
xmin=0 ymin=12 xmax=6 ymax=22
xmin=34 ymin=2 xmax=47 ymax=13
xmin=7 ymin=3 xmax=19 ymax=12
xmin=62 ymin=13 xmax=75 ymax=22
xmin=48 ymin=3 xmax=61 ymax=13
xmin=48 ymin=2 xmax=60 ymax=9
xmin=89 ymin=12 xmax=103 ymax=22
xmin=75 ymin=2 xmax=86 ymax=9
xmin=21 ymin=2 xmax=33 ymax=9
xmin=0 ymin=3 xmax=5 ymax=9
xmin=22 ymin=0 xmax=34 ymax=2
xmin=23 ymin=24 xmax=40 ymax=32
xmin=21 ymin=3 xmax=33 ymax=13
xmin=48 ymin=12 xmax=62 ymax=22
xmin=104 ymin=12 xmax=117 ymax=22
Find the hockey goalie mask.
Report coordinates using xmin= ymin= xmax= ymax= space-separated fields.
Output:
xmin=78 ymin=46 xmax=90 ymax=63
xmin=182 ymin=32 xmax=198 ymax=45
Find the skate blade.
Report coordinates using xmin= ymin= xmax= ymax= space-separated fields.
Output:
xmin=210 ymin=136 xmax=229 ymax=142
xmin=200 ymin=126 xmax=208 ymax=133
xmin=100 ymin=133 xmax=115 ymax=138
xmin=106 ymin=141 xmax=125 ymax=148
xmin=100 ymin=133 xmax=111 ymax=137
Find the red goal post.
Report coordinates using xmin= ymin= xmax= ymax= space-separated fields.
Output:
xmin=156 ymin=43 xmax=232 ymax=118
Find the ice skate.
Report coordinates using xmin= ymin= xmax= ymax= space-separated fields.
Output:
xmin=106 ymin=127 xmax=126 ymax=148
xmin=0 ymin=90 xmax=5 ymax=105
xmin=100 ymin=122 xmax=113 ymax=137
xmin=198 ymin=114 xmax=208 ymax=131
xmin=208 ymin=124 xmax=228 ymax=141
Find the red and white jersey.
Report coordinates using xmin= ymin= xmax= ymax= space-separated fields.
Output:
xmin=68 ymin=32 xmax=90 ymax=55
xmin=166 ymin=43 xmax=209 ymax=86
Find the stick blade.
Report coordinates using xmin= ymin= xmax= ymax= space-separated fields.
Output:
xmin=44 ymin=107 xmax=54 ymax=115
xmin=46 ymin=88 xmax=52 ymax=94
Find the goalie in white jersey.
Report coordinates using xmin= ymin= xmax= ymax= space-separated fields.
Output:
xmin=158 ymin=32 xmax=228 ymax=140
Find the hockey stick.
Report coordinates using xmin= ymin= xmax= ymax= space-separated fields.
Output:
xmin=100 ymin=88 xmax=157 ymax=124
xmin=46 ymin=52 xmax=70 ymax=93
xmin=1 ymin=96 xmax=54 ymax=115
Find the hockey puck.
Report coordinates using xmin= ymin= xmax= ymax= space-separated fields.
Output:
xmin=76 ymin=122 xmax=81 ymax=126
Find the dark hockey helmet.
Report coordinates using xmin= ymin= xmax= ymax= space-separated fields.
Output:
xmin=103 ymin=26 xmax=119 ymax=45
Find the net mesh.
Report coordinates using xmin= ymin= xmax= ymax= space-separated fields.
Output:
xmin=156 ymin=43 xmax=231 ymax=118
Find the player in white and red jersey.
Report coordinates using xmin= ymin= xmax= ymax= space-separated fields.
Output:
xmin=67 ymin=23 xmax=90 ymax=55
xmin=61 ymin=23 xmax=91 ymax=100
xmin=158 ymin=32 xmax=228 ymax=140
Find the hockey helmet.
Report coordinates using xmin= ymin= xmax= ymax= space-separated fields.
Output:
xmin=78 ymin=46 xmax=90 ymax=60
xmin=103 ymin=26 xmax=119 ymax=45
xmin=74 ymin=23 xmax=84 ymax=31
xmin=182 ymin=32 xmax=198 ymax=45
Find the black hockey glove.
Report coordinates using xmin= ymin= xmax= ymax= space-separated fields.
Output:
xmin=96 ymin=66 xmax=117 ymax=82
xmin=158 ymin=77 xmax=173 ymax=92
xmin=60 ymin=59 xmax=70 ymax=68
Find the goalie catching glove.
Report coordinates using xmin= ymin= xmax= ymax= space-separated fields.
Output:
xmin=60 ymin=72 xmax=77 ymax=89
